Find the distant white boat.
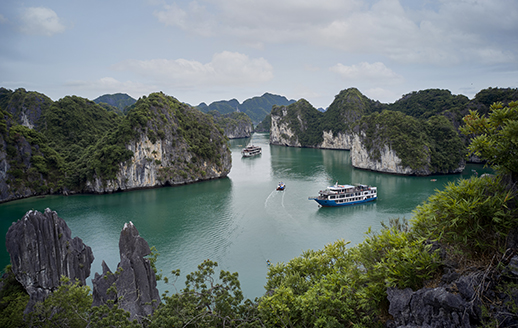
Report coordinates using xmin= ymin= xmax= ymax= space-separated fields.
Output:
xmin=241 ymin=145 xmax=262 ymax=157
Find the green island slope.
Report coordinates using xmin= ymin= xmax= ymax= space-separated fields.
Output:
xmin=0 ymin=89 xmax=230 ymax=202
xmin=270 ymin=87 xmax=517 ymax=175
xmin=1 ymin=101 xmax=518 ymax=327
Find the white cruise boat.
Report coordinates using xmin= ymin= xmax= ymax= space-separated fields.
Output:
xmin=241 ymin=145 xmax=262 ymax=157
xmin=309 ymin=182 xmax=377 ymax=207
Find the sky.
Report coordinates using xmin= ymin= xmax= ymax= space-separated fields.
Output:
xmin=1 ymin=0 xmax=517 ymax=109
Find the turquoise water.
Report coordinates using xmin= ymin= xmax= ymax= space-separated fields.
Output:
xmin=0 ymin=133 xmax=491 ymax=299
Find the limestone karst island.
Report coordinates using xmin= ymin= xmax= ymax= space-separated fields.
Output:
xmin=1 ymin=86 xmax=518 ymax=327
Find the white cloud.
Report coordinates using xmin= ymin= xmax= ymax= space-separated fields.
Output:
xmin=65 ymin=77 xmax=155 ymax=99
xmin=113 ymin=51 xmax=274 ymax=87
xmin=152 ymin=0 xmax=518 ymax=65
xmin=154 ymin=1 xmax=216 ymax=37
xmin=19 ymin=7 xmax=66 ymax=36
xmin=363 ymin=87 xmax=400 ymax=103
xmin=330 ymin=62 xmax=404 ymax=85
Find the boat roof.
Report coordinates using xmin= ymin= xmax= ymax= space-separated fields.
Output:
xmin=328 ymin=184 xmax=355 ymax=190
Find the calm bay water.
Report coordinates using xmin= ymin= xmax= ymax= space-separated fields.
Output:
xmin=0 ymin=133 xmax=491 ymax=299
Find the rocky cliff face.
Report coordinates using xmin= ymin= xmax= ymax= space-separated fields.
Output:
xmin=318 ymin=130 xmax=354 ymax=150
xmin=84 ymin=109 xmax=231 ymax=193
xmin=350 ymin=133 xmax=465 ymax=175
xmin=84 ymin=132 xmax=231 ymax=193
xmin=5 ymin=208 xmax=94 ymax=312
xmin=270 ymin=106 xmax=302 ymax=147
xmin=269 ymin=88 xmax=467 ymax=176
xmin=210 ymin=111 xmax=254 ymax=139
xmin=0 ymin=91 xmax=231 ymax=202
xmin=0 ymin=87 xmax=52 ymax=130
xmin=0 ymin=131 xmax=37 ymax=201
xmin=225 ymin=122 xmax=253 ymax=139
xmin=386 ymin=244 xmax=518 ymax=327
xmin=92 ymin=222 xmax=160 ymax=321
xmin=351 ymin=134 xmax=419 ymax=175
xmin=81 ymin=92 xmax=232 ymax=194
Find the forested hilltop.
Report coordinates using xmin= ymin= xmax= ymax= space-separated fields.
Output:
xmin=1 ymin=100 xmax=517 ymax=327
xmin=92 ymin=93 xmax=137 ymax=113
xmin=270 ymin=87 xmax=518 ymax=175
xmin=209 ymin=111 xmax=254 ymax=139
xmin=197 ymin=92 xmax=296 ymax=124
xmin=0 ymin=88 xmax=231 ymax=203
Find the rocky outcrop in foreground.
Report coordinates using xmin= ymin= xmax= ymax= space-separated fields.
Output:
xmin=5 ymin=208 xmax=94 ymax=312
xmin=92 ymin=221 xmax=160 ymax=321
xmin=387 ymin=251 xmax=518 ymax=327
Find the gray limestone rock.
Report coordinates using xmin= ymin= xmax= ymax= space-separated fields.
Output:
xmin=92 ymin=221 xmax=160 ymax=321
xmin=387 ymin=286 xmax=473 ymax=328
xmin=5 ymin=208 xmax=94 ymax=312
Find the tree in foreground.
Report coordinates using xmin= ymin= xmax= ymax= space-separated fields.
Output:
xmin=461 ymin=101 xmax=518 ymax=181
xmin=150 ymin=259 xmax=262 ymax=327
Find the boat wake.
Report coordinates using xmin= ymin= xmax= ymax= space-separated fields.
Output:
xmin=264 ymin=187 xmax=297 ymax=224
xmin=264 ymin=189 xmax=277 ymax=208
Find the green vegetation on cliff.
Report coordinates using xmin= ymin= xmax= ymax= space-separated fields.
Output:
xmin=255 ymin=114 xmax=271 ymax=132
xmin=271 ymin=88 xmax=381 ymax=147
xmin=387 ymin=89 xmax=469 ymax=119
xmin=462 ymin=101 xmax=518 ymax=180
xmin=209 ymin=111 xmax=253 ymax=138
xmin=358 ymin=111 xmax=465 ymax=172
xmin=93 ymin=93 xmax=137 ymax=113
xmin=0 ymin=89 xmax=230 ymax=198
xmin=322 ymin=87 xmax=379 ymax=133
xmin=198 ymin=92 xmax=295 ymax=124
xmin=0 ymin=88 xmax=53 ymax=130
xmin=2 ymin=91 xmax=518 ymax=327
xmin=271 ymin=99 xmax=324 ymax=146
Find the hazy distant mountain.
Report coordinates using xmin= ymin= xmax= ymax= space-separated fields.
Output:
xmin=93 ymin=93 xmax=136 ymax=113
xmin=197 ymin=93 xmax=296 ymax=124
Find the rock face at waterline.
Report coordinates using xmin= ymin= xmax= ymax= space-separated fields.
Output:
xmin=269 ymin=88 xmax=467 ymax=175
xmin=5 ymin=208 xmax=94 ymax=312
xmin=84 ymin=92 xmax=231 ymax=193
xmin=92 ymin=222 xmax=160 ymax=321
xmin=0 ymin=88 xmax=231 ymax=203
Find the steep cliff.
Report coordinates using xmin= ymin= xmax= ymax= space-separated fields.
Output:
xmin=0 ymin=87 xmax=52 ymax=130
xmin=0 ymin=108 xmax=65 ymax=203
xmin=270 ymin=88 xmax=467 ymax=175
xmin=269 ymin=88 xmax=374 ymax=149
xmin=83 ymin=92 xmax=231 ymax=193
xmin=0 ymin=89 xmax=231 ymax=201
xmin=353 ymin=111 xmax=465 ymax=175
xmin=5 ymin=208 xmax=94 ymax=312
xmin=92 ymin=222 xmax=160 ymax=321
xmin=270 ymin=99 xmax=321 ymax=147
xmin=351 ymin=134 xmax=416 ymax=174
xmin=209 ymin=111 xmax=253 ymax=139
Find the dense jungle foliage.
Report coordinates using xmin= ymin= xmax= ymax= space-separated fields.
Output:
xmin=255 ymin=114 xmax=271 ymax=133
xmin=93 ymin=93 xmax=136 ymax=113
xmin=198 ymin=93 xmax=295 ymax=124
xmin=272 ymin=87 xmax=518 ymax=173
xmin=386 ymin=89 xmax=469 ymax=119
xmin=0 ymin=89 xmax=228 ymax=194
xmin=209 ymin=111 xmax=254 ymax=135
xmin=358 ymin=111 xmax=465 ymax=172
